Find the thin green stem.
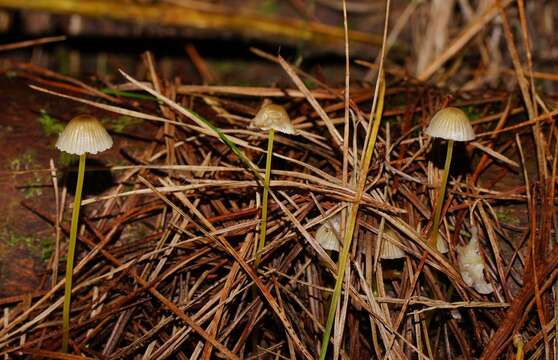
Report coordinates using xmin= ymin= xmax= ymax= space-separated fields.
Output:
xmin=515 ymin=335 xmax=524 ymax=360
xmin=430 ymin=139 xmax=453 ymax=247
xmin=255 ymin=128 xmax=274 ymax=268
xmin=319 ymin=74 xmax=386 ymax=360
xmin=62 ymin=153 xmax=86 ymax=352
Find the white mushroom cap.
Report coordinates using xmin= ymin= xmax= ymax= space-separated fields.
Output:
xmin=315 ymin=214 xmax=341 ymax=252
xmin=252 ymin=103 xmax=297 ymax=135
xmin=56 ymin=115 xmax=113 ymax=155
xmin=425 ymin=107 xmax=475 ymax=142
xmin=457 ymin=227 xmax=493 ymax=294
xmin=380 ymin=228 xmax=405 ymax=260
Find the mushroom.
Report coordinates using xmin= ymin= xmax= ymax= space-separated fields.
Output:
xmin=252 ymin=102 xmax=297 ymax=266
xmin=252 ymin=102 xmax=297 ymax=135
xmin=418 ymin=221 xmax=448 ymax=254
xmin=379 ymin=227 xmax=405 ymax=260
xmin=56 ymin=114 xmax=112 ymax=352
xmin=425 ymin=107 xmax=475 ymax=248
xmin=315 ymin=213 xmax=342 ymax=252
xmin=457 ymin=226 xmax=493 ymax=294
xmin=56 ymin=115 xmax=113 ymax=155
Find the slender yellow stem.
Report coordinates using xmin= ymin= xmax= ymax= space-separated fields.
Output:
xmin=62 ymin=153 xmax=86 ymax=352
xmin=255 ymin=128 xmax=274 ymax=268
xmin=430 ymin=140 xmax=453 ymax=247
xmin=515 ymin=334 xmax=524 ymax=360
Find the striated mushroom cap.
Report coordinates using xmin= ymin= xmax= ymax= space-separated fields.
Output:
xmin=425 ymin=107 xmax=475 ymax=142
xmin=315 ymin=214 xmax=341 ymax=252
xmin=252 ymin=103 xmax=296 ymax=135
xmin=56 ymin=115 xmax=113 ymax=155
xmin=457 ymin=227 xmax=493 ymax=294
xmin=380 ymin=227 xmax=405 ymax=260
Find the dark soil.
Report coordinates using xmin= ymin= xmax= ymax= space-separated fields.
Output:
xmin=0 ymin=75 xmax=157 ymax=297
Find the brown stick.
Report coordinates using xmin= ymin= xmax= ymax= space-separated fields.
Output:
xmin=480 ymin=247 xmax=558 ymax=359
xmin=0 ymin=35 xmax=66 ymax=52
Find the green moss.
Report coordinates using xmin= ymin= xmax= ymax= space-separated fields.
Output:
xmin=38 ymin=109 xmax=65 ymax=136
xmin=20 ymin=174 xmax=44 ymax=199
xmin=40 ymin=238 xmax=55 ymax=261
xmin=10 ymin=151 xmax=36 ymax=171
xmin=1 ymin=228 xmax=54 ymax=261
xmin=59 ymin=152 xmax=78 ymax=167
xmin=6 ymin=231 xmax=35 ymax=248
xmin=495 ymin=208 xmax=520 ymax=225
xmin=462 ymin=106 xmax=480 ymax=121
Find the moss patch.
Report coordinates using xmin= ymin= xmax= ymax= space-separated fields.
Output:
xmin=10 ymin=151 xmax=36 ymax=171
xmin=1 ymin=228 xmax=54 ymax=261
xmin=38 ymin=109 xmax=65 ymax=136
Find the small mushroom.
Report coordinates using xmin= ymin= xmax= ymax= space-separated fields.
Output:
xmin=379 ymin=227 xmax=405 ymax=260
xmin=457 ymin=226 xmax=493 ymax=294
xmin=56 ymin=114 xmax=112 ymax=352
xmin=425 ymin=107 xmax=475 ymax=142
xmin=56 ymin=114 xmax=113 ymax=155
xmin=425 ymin=107 xmax=475 ymax=248
xmin=253 ymin=103 xmax=297 ymax=267
xmin=252 ymin=103 xmax=296 ymax=135
xmin=315 ymin=214 xmax=342 ymax=252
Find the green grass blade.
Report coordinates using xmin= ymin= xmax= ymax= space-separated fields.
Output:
xmin=319 ymin=73 xmax=386 ymax=359
xmin=100 ymin=88 xmax=158 ymax=101
xmin=117 ymin=70 xmax=263 ymax=184
xmin=187 ymin=108 xmax=263 ymax=184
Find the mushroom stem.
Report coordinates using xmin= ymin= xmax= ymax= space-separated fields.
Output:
xmin=515 ymin=335 xmax=525 ymax=360
xmin=430 ymin=139 xmax=453 ymax=247
xmin=255 ymin=128 xmax=275 ymax=267
xmin=62 ymin=153 xmax=86 ymax=352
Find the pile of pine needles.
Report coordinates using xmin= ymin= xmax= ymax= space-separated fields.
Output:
xmin=1 ymin=1 xmax=558 ymax=359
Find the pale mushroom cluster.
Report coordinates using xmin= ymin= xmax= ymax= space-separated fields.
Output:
xmin=457 ymin=226 xmax=493 ymax=294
